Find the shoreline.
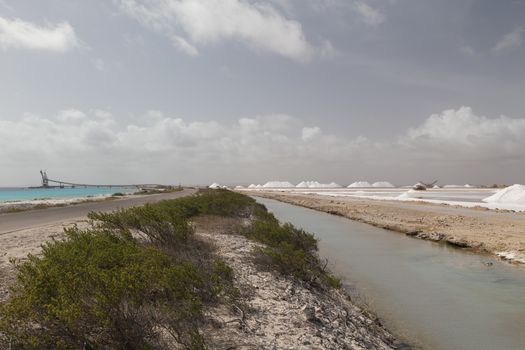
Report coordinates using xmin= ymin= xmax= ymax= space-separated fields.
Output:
xmin=248 ymin=191 xmax=525 ymax=265
xmin=0 ymin=192 xmax=133 ymax=214
xmin=0 ymin=187 xmax=183 ymax=214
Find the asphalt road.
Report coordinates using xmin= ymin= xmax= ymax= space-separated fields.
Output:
xmin=0 ymin=188 xmax=197 ymax=235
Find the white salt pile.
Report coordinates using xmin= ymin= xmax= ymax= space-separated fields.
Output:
xmin=263 ymin=181 xmax=295 ymax=188
xmin=372 ymin=181 xmax=394 ymax=188
xmin=433 ymin=185 xmax=441 ymax=189
xmin=248 ymin=184 xmax=257 ymax=188
xmin=296 ymin=181 xmax=341 ymax=188
xmin=326 ymin=182 xmax=342 ymax=188
xmin=235 ymin=185 xmax=245 ymax=189
xmin=209 ymin=183 xmax=221 ymax=189
xmin=348 ymin=181 xmax=372 ymax=188
xmin=483 ymin=184 xmax=525 ymax=206
xmin=397 ymin=189 xmax=418 ymax=199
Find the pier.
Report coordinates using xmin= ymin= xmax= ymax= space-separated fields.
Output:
xmin=34 ymin=170 xmax=161 ymax=190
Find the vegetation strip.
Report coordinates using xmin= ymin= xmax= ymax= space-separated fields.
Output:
xmin=0 ymin=189 xmax=343 ymax=349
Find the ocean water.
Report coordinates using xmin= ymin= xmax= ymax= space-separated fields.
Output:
xmin=0 ymin=187 xmax=136 ymax=203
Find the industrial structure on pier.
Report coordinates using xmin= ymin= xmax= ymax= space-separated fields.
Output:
xmin=37 ymin=170 xmax=160 ymax=189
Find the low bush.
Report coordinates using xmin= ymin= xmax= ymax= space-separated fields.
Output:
xmin=0 ymin=227 xmax=211 ymax=349
xmin=89 ymin=204 xmax=194 ymax=248
xmin=235 ymin=197 xmax=340 ymax=288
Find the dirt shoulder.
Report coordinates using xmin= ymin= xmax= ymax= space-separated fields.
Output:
xmin=250 ymin=191 xmax=525 ymax=264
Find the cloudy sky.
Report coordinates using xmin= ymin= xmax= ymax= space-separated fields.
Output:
xmin=1 ymin=0 xmax=524 ymax=186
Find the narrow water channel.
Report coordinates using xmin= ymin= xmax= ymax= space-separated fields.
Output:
xmin=256 ymin=197 xmax=525 ymax=350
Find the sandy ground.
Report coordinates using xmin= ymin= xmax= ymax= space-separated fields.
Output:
xmin=250 ymin=191 xmax=525 ymax=265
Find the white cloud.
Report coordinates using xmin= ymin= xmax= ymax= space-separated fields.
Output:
xmin=0 ymin=109 xmax=368 ymax=183
xmin=401 ymin=106 xmax=525 ymax=160
xmin=491 ymin=26 xmax=523 ymax=55
xmin=0 ymin=16 xmax=80 ymax=52
xmin=1 ymin=107 xmax=524 ymax=184
xmin=353 ymin=1 xmax=385 ymax=26
xmin=116 ymin=0 xmax=328 ymax=62
xmin=302 ymin=126 xmax=321 ymax=141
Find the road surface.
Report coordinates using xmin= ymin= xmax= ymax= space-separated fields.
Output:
xmin=0 ymin=188 xmax=197 ymax=235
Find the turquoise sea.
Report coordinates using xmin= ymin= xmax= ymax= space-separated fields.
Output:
xmin=0 ymin=187 xmax=135 ymax=203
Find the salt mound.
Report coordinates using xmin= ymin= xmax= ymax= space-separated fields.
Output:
xmin=433 ymin=185 xmax=441 ymax=189
xmin=483 ymin=184 xmax=525 ymax=205
xmin=464 ymin=184 xmax=474 ymax=188
xmin=398 ymin=189 xmax=418 ymax=199
xmin=296 ymin=181 xmax=341 ymax=188
xmin=326 ymin=182 xmax=342 ymax=188
xmin=348 ymin=181 xmax=371 ymax=188
xmin=263 ymin=181 xmax=295 ymax=188
xmin=235 ymin=185 xmax=244 ymax=189
xmin=248 ymin=184 xmax=257 ymax=188
xmin=209 ymin=183 xmax=221 ymax=189
xmin=372 ymin=181 xmax=394 ymax=188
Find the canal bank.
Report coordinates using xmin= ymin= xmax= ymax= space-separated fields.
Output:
xmin=256 ymin=197 xmax=525 ymax=350
xmin=251 ymin=191 xmax=525 ymax=264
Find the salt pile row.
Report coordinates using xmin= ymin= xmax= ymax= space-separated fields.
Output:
xmin=263 ymin=181 xmax=295 ymax=188
xmin=347 ymin=181 xmax=394 ymax=188
xmin=209 ymin=183 xmax=232 ymax=189
xmin=296 ymin=181 xmax=341 ymax=188
xmin=247 ymin=181 xmax=342 ymax=188
xmin=241 ymin=180 xmax=396 ymax=188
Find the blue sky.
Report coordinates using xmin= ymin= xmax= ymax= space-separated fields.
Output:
xmin=0 ymin=0 xmax=524 ymax=186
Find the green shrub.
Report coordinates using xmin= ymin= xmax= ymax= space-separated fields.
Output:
xmin=256 ymin=242 xmax=317 ymax=281
xmin=192 ymin=189 xmax=256 ymax=218
xmin=0 ymin=227 xmax=208 ymax=349
xmin=245 ymin=219 xmax=317 ymax=254
xmin=242 ymin=206 xmax=339 ymax=288
xmin=88 ymin=204 xmax=194 ymax=248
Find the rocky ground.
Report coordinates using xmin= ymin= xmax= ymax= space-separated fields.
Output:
xmin=251 ymin=191 xmax=525 ymax=265
xmin=195 ymin=217 xmax=397 ymax=350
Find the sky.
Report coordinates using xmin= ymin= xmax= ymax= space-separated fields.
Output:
xmin=0 ymin=0 xmax=524 ymax=186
